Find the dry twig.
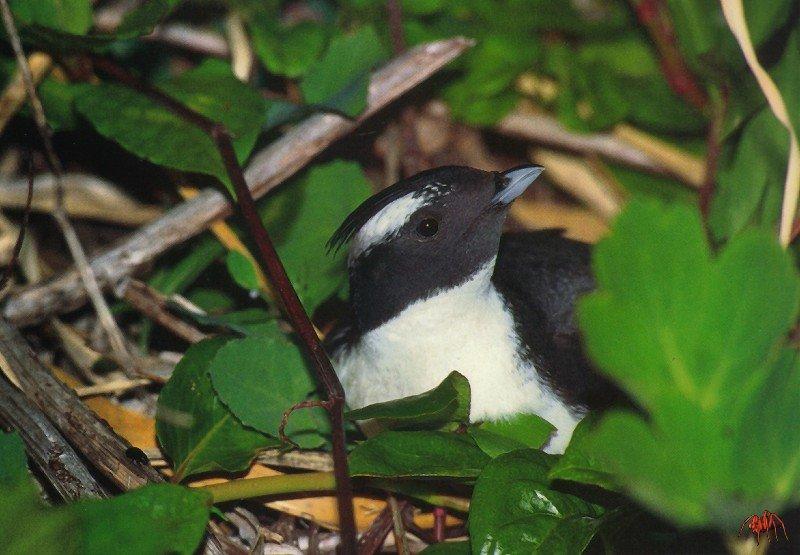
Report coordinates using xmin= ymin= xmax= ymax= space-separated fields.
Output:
xmin=115 ymin=278 xmax=208 ymax=344
xmin=0 ymin=1 xmax=134 ymax=373
xmin=0 ymin=173 xmax=162 ymax=226
xmin=0 ymin=373 xmax=108 ymax=501
xmin=496 ymin=110 xmax=671 ymax=175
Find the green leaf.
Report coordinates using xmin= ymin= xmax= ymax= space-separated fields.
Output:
xmin=208 ymin=333 xmax=330 ymax=448
xmin=575 ymin=199 xmax=800 ymax=529
xmin=75 ymin=60 xmax=263 ymax=194
xmin=10 ymin=0 xmax=92 ymax=35
xmin=250 ymin=20 xmax=328 ymax=78
xmin=300 ymin=25 xmax=388 ymax=116
xmin=420 ymin=541 xmax=470 ymax=554
xmin=72 ymin=485 xmax=210 ymax=554
xmin=157 ymin=338 xmax=277 ymax=482
xmin=0 ymin=432 xmax=29 ymax=487
xmin=225 ymin=251 xmax=261 ymax=292
xmin=0 ymin=438 xmax=210 ymax=555
xmin=469 ymin=449 xmax=601 ymax=554
xmin=709 ymin=107 xmax=789 ymax=242
xmin=547 ymin=415 xmax=617 ymax=492
xmin=772 ymin=27 xmax=800 ymax=141
xmin=11 ymin=0 xmax=180 ymax=52
xmin=469 ymin=413 xmax=555 ymax=458
xmin=259 ymin=161 xmax=372 ymax=311
xmin=346 ymin=371 xmax=470 ymax=430
xmin=349 ymin=431 xmax=491 ymax=479
xmin=114 ymin=0 xmax=183 ymax=39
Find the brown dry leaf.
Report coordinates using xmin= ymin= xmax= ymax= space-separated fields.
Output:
xmin=52 ymin=367 xmax=157 ymax=449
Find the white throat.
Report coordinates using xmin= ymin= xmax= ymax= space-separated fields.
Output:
xmin=334 ymin=259 xmax=581 ymax=453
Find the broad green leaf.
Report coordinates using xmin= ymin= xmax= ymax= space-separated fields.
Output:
xmin=10 ymin=0 xmax=92 ymax=35
xmin=420 ymin=541 xmax=470 ymax=554
xmin=443 ymin=32 xmax=538 ymax=126
xmin=259 ymin=161 xmax=372 ymax=311
xmin=208 ymin=333 xmax=329 ymax=448
xmin=0 ymin=436 xmax=210 ymax=555
xmin=75 ymin=60 xmax=263 ymax=194
xmin=709 ymin=107 xmax=789 ymax=242
xmin=300 ymin=26 xmax=388 ymax=117
xmin=0 ymin=432 xmax=32 ymax=489
xmin=36 ymin=79 xmax=88 ymax=131
xmin=225 ymin=251 xmax=261 ymax=292
xmin=402 ymin=0 xmax=446 ymax=16
xmin=547 ymin=415 xmax=617 ymax=492
xmin=773 ymin=27 xmax=800 ymax=141
xmin=11 ymin=0 xmax=180 ymax=52
xmin=469 ymin=449 xmax=601 ymax=554
xmin=348 ymin=431 xmax=490 ymax=479
xmin=157 ymin=338 xmax=277 ymax=482
xmin=575 ymin=200 xmax=800 ymax=529
xmin=71 ymin=485 xmax=210 ymax=554
xmin=469 ymin=413 xmax=555 ymax=457
xmin=346 ymin=371 xmax=470 ymax=430
xmin=250 ymin=20 xmax=328 ymax=78
xmin=608 ymin=164 xmax=695 ymax=205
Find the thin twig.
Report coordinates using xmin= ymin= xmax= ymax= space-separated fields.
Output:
xmin=388 ymin=496 xmax=410 ymax=555
xmin=75 ymin=378 xmax=151 ymax=397
xmin=357 ymin=503 xmax=399 ymax=555
xmin=0 ymin=173 xmax=162 ymax=226
xmin=495 ymin=111 xmax=672 ymax=176
xmin=0 ymin=1 xmax=134 ymax=375
xmin=89 ymin=55 xmax=359 ymax=552
xmin=0 ymin=160 xmax=33 ymax=292
xmin=115 ymin=278 xmax=208 ymax=344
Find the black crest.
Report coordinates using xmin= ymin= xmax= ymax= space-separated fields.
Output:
xmin=326 ymin=166 xmax=475 ymax=254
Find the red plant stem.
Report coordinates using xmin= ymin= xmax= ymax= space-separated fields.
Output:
xmin=433 ymin=506 xmax=446 ymax=543
xmin=385 ymin=0 xmax=406 ymax=54
xmin=700 ymin=88 xmax=727 ymax=218
xmin=91 ymin=56 xmax=357 ymax=553
xmin=632 ymin=0 xmax=708 ymax=111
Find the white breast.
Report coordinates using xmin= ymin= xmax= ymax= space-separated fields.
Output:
xmin=334 ymin=260 xmax=582 ymax=453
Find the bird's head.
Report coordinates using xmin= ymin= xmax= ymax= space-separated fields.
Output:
xmin=329 ymin=164 xmax=543 ymax=331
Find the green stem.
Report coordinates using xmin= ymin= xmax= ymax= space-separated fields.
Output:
xmin=197 ymin=472 xmax=472 ymax=514
xmin=199 ymin=471 xmax=336 ymax=504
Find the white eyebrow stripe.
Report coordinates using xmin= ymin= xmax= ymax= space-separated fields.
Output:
xmin=349 ymin=192 xmax=425 ymax=262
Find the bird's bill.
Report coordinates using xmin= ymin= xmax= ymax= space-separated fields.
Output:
xmin=492 ymin=165 xmax=544 ymax=206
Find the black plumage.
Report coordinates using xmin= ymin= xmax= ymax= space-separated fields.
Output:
xmin=492 ymin=231 xmax=624 ymax=411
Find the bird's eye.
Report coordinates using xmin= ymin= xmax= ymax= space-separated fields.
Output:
xmin=416 ymin=218 xmax=439 ymax=238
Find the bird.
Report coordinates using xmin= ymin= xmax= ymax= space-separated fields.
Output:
xmin=326 ymin=165 xmax=623 ymax=453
